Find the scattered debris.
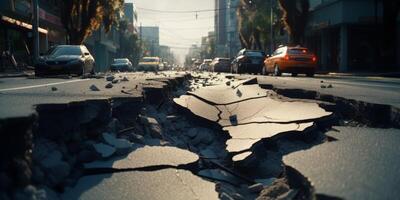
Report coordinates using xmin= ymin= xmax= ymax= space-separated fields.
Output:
xmin=105 ymin=83 xmax=113 ymax=89
xmin=106 ymin=75 xmax=115 ymax=82
xmin=90 ymin=85 xmax=100 ymax=91
xmin=92 ymin=143 xmax=116 ymax=158
xmin=51 ymin=87 xmax=58 ymax=92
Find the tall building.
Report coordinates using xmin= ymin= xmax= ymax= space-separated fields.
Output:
xmin=215 ymin=0 xmax=227 ymax=57
xmin=123 ymin=3 xmax=138 ymax=34
xmin=140 ymin=26 xmax=160 ymax=56
xmin=226 ymin=0 xmax=241 ymax=58
xmin=215 ymin=0 xmax=241 ymax=57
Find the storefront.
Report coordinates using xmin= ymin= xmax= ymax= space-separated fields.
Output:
xmin=0 ymin=14 xmax=48 ymax=66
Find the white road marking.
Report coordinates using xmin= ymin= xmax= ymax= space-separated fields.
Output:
xmin=0 ymin=79 xmax=90 ymax=92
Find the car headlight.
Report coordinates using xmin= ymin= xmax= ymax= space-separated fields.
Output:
xmin=69 ymin=59 xmax=84 ymax=65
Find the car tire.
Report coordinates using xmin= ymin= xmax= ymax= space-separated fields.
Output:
xmin=291 ymin=73 xmax=298 ymax=77
xmin=237 ymin=63 xmax=244 ymax=74
xmin=274 ymin=64 xmax=281 ymax=76
xmin=35 ymin=70 xmax=44 ymax=77
xmin=306 ymin=73 xmax=315 ymax=77
xmin=262 ymin=67 xmax=268 ymax=76
xmin=78 ymin=65 xmax=85 ymax=76
xmin=90 ymin=67 xmax=95 ymax=75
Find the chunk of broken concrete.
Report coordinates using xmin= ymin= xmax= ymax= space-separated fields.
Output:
xmin=90 ymin=85 xmax=100 ymax=91
xmin=248 ymin=183 xmax=264 ymax=193
xmin=102 ymin=133 xmax=132 ymax=155
xmin=106 ymin=75 xmax=115 ymax=82
xmin=92 ymin=143 xmax=116 ymax=158
xmin=105 ymin=83 xmax=113 ymax=89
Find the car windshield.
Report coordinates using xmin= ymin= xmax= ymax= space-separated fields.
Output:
xmin=114 ymin=59 xmax=128 ymax=64
xmin=142 ymin=58 xmax=159 ymax=62
xmin=50 ymin=46 xmax=82 ymax=57
xmin=245 ymin=51 xmax=264 ymax=57
xmin=288 ymin=48 xmax=308 ymax=55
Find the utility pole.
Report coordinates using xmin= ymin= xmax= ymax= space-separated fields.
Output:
xmin=140 ymin=23 xmax=143 ymax=57
xmin=32 ymin=0 xmax=40 ymax=64
xmin=269 ymin=0 xmax=274 ymax=55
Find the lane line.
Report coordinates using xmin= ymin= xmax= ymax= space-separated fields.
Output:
xmin=0 ymin=79 xmax=91 ymax=92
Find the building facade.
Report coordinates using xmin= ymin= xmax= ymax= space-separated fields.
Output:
xmin=306 ymin=0 xmax=400 ymax=72
xmin=215 ymin=0 xmax=227 ymax=57
xmin=123 ymin=3 xmax=138 ymax=34
xmin=140 ymin=26 xmax=160 ymax=56
xmin=215 ymin=0 xmax=242 ymax=58
xmin=0 ymin=0 xmax=66 ymax=67
xmin=226 ymin=0 xmax=241 ymax=58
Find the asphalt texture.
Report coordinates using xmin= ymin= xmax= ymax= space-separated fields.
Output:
xmin=0 ymin=72 xmax=181 ymax=119
xmin=284 ymin=127 xmax=400 ymax=199
xmin=253 ymin=74 xmax=400 ymax=108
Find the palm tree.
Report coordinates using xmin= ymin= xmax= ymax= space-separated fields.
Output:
xmin=61 ymin=0 xmax=124 ymax=44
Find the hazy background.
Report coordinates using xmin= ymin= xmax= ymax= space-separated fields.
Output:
xmin=127 ymin=0 xmax=215 ymax=64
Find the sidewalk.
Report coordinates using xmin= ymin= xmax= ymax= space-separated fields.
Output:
xmin=0 ymin=70 xmax=34 ymax=78
xmin=317 ymin=71 xmax=400 ymax=78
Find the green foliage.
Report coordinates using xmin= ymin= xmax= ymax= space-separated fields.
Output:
xmin=237 ymin=0 xmax=278 ymax=50
xmin=61 ymin=0 xmax=124 ymax=44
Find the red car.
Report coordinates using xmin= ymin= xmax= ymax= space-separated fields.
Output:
xmin=263 ymin=46 xmax=317 ymax=77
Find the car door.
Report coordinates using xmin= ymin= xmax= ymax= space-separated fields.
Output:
xmin=81 ymin=46 xmax=94 ymax=72
xmin=266 ymin=49 xmax=277 ymax=71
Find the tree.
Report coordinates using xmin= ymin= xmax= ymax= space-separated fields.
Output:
xmin=61 ymin=0 xmax=124 ymax=45
xmin=237 ymin=0 xmax=279 ymax=51
xmin=117 ymin=20 xmax=141 ymax=67
xmin=278 ymin=0 xmax=309 ymax=45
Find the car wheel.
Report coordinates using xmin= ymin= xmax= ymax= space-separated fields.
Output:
xmin=237 ymin=64 xmax=244 ymax=74
xmin=291 ymin=73 xmax=298 ymax=77
xmin=306 ymin=73 xmax=315 ymax=77
xmin=90 ymin=67 xmax=95 ymax=75
xmin=35 ymin=70 xmax=44 ymax=77
xmin=274 ymin=64 xmax=281 ymax=76
xmin=262 ymin=67 xmax=268 ymax=76
xmin=78 ymin=65 xmax=85 ymax=76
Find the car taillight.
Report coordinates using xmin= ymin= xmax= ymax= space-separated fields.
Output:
xmin=284 ymin=55 xmax=290 ymax=60
xmin=312 ymin=56 xmax=317 ymax=62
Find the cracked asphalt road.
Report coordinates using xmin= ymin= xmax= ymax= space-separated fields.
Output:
xmin=1 ymin=72 xmax=400 ymax=199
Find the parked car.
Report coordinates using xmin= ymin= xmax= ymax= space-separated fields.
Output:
xmin=35 ymin=45 xmax=95 ymax=76
xmin=199 ymin=59 xmax=212 ymax=71
xmin=137 ymin=57 xmax=162 ymax=71
xmin=110 ymin=58 xmax=133 ymax=72
xmin=210 ymin=57 xmax=231 ymax=72
xmin=263 ymin=46 xmax=317 ymax=77
xmin=231 ymin=49 xmax=266 ymax=74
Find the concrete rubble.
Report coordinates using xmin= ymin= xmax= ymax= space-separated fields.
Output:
xmin=174 ymin=76 xmax=332 ymax=162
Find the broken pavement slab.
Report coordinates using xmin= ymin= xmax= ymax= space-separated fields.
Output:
xmin=283 ymin=127 xmax=400 ymax=199
xmin=63 ymin=146 xmax=220 ymax=200
xmin=62 ymin=169 xmax=219 ymax=200
xmin=174 ymin=77 xmax=332 ymax=162
xmin=85 ymin=146 xmax=199 ymax=169
xmin=224 ymin=123 xmax=314 ymax=153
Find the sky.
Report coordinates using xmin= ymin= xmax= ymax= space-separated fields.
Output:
xmin=127 ymin=0 xmax=215 ymax=64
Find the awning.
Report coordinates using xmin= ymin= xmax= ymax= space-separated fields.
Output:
xmin=1 ymin=15 xmax=48 ymax=34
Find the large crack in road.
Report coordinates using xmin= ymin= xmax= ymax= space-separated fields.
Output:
xmin=1 ymin=72 xmax=399 ymax=200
